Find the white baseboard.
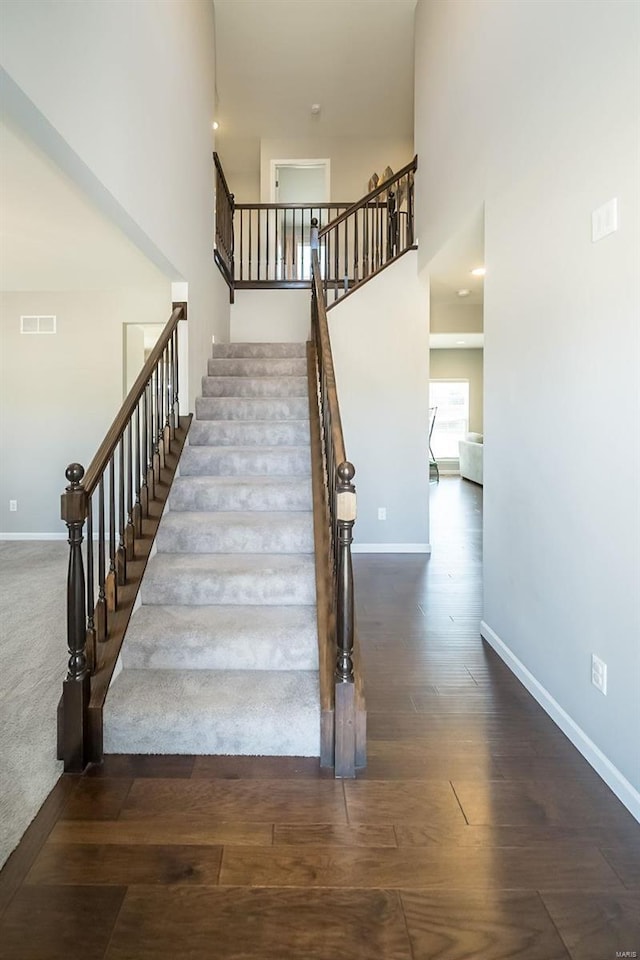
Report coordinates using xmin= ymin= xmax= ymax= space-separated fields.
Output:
xmin=352 ymin=543 xmax=431 ymax=554
xmin=0 ymin=532 xmax=67 ymax=541
xmin=480 ymin=619 xmax=640 ymax=824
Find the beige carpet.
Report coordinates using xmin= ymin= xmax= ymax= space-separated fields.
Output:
xmin=0 ymin=541 xmax=67 ymax=869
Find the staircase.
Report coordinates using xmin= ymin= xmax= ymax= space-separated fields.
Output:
xmin=103 ymin=342 xmax=321 ymax=757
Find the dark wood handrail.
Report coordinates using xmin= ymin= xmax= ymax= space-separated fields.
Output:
xmin=236 ymin=202 xmax=354 ymax=211
xmin=318 ymin=156 xmax=417 ymax=238
xmin=311 ymin=252 xmax=346 ymax=466
xmin=213 ymin=152 xmax=233 ymax=206
xmin=59 ymin=301 xmax=190 ymax=772
xmin=83 ymin=305 xmax=185 ymax=496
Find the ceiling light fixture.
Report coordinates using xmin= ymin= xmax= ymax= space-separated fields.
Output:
xmin=212 ymin=121 xmax=219 ymax=130
xmin=456 ymin=340 xmax=466 ymax=345
xmin=457 ymin=288 xmax=470 ymax=297
xmin=471 ymin=266 xmax=485 ymax=276
xmin=311 ymin=104 xmax=321 ymax=115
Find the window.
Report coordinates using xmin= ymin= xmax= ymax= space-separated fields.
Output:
xmin=429 ymin=380 xmax=470 ymax=459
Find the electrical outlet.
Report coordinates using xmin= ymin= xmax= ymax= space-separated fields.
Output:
xmin=9 ymin=500 xmax=17 ymax=512
xmin=378 ymin=507 xmax=386 ymax=521
xmin=591 ymin=654 xmax=607 ymax=695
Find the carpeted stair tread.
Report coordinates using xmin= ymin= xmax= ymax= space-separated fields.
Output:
xmin=201 ymin=376 xmax=308 ymax=398
xmin=106 ymin=340 xmax=320 ymax=760
xmin=188 ymin=419 xmax=310 ymax=447
xmin=156 ymin=511 xmax=314 ymax=554
xmin=170 ymin=476 xmax=312 ymax=512
xmin=211 ymin=342 xmax=306 ymax=359
xmin=179 ymin=445 xmax=311 ymax=477
xmin=141 ymin=553 xmax=317 ymax=606
xmin=121 ymin=605 xmax=318 ymax=671
xmin=208 ymin=357 xmax=307 ymax=377
xmin=195 ymin=396 xmax=309 ymax=421
xmin=104 ymin=669 xmax=320 ymax=756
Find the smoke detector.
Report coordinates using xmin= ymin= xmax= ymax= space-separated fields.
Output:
xmin=311 ymin=104 xmax=321 ymax=115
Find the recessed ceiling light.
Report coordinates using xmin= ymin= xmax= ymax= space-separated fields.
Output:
xmin=471 ymin=266 xmax=485 ymax=276
xmin=212 ymin=121 xmax=219 ymax=130
xmin=457 ymin=288 xmax=470 ymax=297
xmin=456 ymin=340 xmax=466 ymax=345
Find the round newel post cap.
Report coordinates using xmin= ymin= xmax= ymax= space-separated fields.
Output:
xmin=65 ymin=463 xmax=85 ymax=486
xmin=337 ymin=461 xmax=355 ymax=484
xmin=311 ymin=217 xmax=319 ymax=227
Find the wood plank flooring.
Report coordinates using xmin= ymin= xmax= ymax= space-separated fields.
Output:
xmin=1 ymin=478 xmax=638 ymax=959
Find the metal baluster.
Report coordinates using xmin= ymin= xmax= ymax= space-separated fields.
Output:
xmin=147 ymin=380 xmax=155 ymax=501
xmin=117 ymin=436 xmax=126 ymax=585
xmin=106 ymin=453 xmax=117 ymax=611
xmin=134 ymin=402 xmax=143 ymax=533
xmin=257 ymin=208 xmax=261 ymax=281
xmin=126 ymin=419 xmax=135 ymax=557
xmin=239 ymin=209 xmax=244 ymax=281
xmin=141 ymin=385 xmax=150 ymax=513
xmin=334 ymin=463 xmax=356 ymax=779
xmin=248 ymin=210 xmax=253 ymax=281
xmin=96 ymin=475 xmax=107 ymax=641
xmin=344 ymin=218 xmax=349 ymax=294
xmin=173 ymin=326 xmax=179 ymax=428
xmin=354 ymin=209 xmax=359 ymax=284
xmin=85 ymin=497 xmax=96 ymax=672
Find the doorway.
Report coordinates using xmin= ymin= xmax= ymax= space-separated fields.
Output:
xmin=271 ymin=159 xmax=330 ymax=203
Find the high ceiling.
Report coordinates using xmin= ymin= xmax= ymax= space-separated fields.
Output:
xmin=214 ymin=0 xmax=416 ymax=142
xmin=429 ymin=206 xmax=485 ymax=306
xmin=0 ymin=120 xmax=167 ymax=291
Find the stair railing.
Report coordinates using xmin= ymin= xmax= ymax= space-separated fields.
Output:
xmin=318 ymin=155 xmax=417 ymax=308
xmin=213 ymin=152 xmax=235 ymax=301
xmin=309 ymin=249 xmax=364 ymax=777
xmin=59 ymin=303 xmax=191 ymax=773
xmin=234 ymin=202 xmax=351 ymax=288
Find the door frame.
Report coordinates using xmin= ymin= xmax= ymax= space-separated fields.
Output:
xmin=270 ymin=158 xmax=331 ymax=203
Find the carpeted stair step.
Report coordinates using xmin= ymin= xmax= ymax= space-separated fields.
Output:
xmin=179 ymin=445 xmax=310 ymax=477
xmin=195 ymin=396 xmax=309 ymax=421
xmin=188 ymin=419 xmax=310 ymax=447
xmin=141 ymin=553 xmax=317 ymax=606
xmin=121 ymin=605 xmax=318 ymax=671
xmin=201 ymin=376 xmax=308 ymax=398
xmin=207 ymin=357 xmax=307 ymax=378
xmin=103 ymin=669 xmax=321 ymax=756
xmin=156 ymin=511 xmax=314 ymax=554
xmin=211 ymin=342 xmax=306 ymax=359
xmin=170 ymin=476 xmax=312 ymax=512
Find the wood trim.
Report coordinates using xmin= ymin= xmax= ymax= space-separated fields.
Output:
xmin=307 ymin=343 xmax=336 ymax=767
xmin=325 ymin=245 xmax=418 ymax=311
xmin=236 ymin=202 xmax=352 ymax=211
xmin=235 ymin=280 xmax=311 ymax=291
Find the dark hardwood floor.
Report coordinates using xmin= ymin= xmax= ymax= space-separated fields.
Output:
xmin=1 ymin=477 xmax=638 ymax=958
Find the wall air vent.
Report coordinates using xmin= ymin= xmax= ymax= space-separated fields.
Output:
xmin=20 ymin=315 xmax=57 ymax=334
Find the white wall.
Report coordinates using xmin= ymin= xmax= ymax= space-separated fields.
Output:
xmin=231 ymin=290 xmax=311 ymax=343
xmin=0 ymin=286 xmax=170 ymax=534
xmin=329 ymin=252 xmax=430 ymax=550
xmin=431 ymin=302 xmax=483 ymax=335
xmin=415 ymin=0 xmax=640 ymax=808
xmin=0 ymin=0 xmax=229 ymax=410
xmin=430 ymin=349 xmax=484 ymax=435
xmin=260 ymin=137 xmax=415 ymax=203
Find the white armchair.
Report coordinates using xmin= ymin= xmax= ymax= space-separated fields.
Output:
xmin=458 ymin=432 xmax=483 ymax=485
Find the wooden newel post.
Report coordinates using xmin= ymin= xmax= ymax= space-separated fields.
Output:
xmin=61 ymin=462 xmax=90 ymax=773
xmin=335 ymin=461 xmax=356 ymax=778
